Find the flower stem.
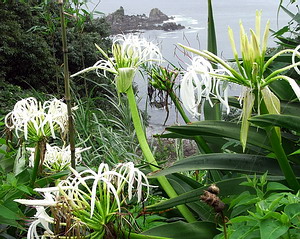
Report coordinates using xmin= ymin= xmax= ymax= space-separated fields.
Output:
xmin=30 ymin=141 xmax=41 ymax=187
xmin=260 ymin=99 xmax=300 ymax=191
xmin=267 ymin=127 xmax=299 ymax=190
xmin=126 ymin=86 xmax=196 ymax=222
xmin=58 ymin=0 xmax=76 ymax=168
xmin=169 ymin=91 xmax=212 ymax=154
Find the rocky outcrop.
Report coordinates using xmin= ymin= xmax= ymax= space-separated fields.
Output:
xmin=105 ymin=7 xmax=184 ymax=35
xmin=149 ymin=8 xmax=169 ymax=22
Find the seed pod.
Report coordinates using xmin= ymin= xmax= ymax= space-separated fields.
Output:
xmin=207 ymin=184 xmax=220 ymax=195
xmin=201 ymin=184 xmax=225 ymax=213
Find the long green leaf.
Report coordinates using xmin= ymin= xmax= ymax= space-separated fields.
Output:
xmin=207 ymin=0 xmax=217 ymax=55
xmin=149 ymin=153 xmax=297 ymax=177
xmin=204 ymin=0 xmax=221 ymax=121
xmin=141 ymin=221 xmax=218 ymax=239
xmin=156 ymin=133 xmax=263 ymax=154
xmin=281 ymin=101 xmax=300 ymax=116
xmin=249 ymin=114 xmax=300 ymax=132
xmin=166 ymin=121 xmax=271 ymax=151
xmin=166 ymin=174 xmax=214 ymax=221
xmin=281 ymin=5 xmax=300 ymax=24
xmin=147 ymin=177 xmax=252 ymax=211
xmin=269 ymin=80 xmax=296 ymax=101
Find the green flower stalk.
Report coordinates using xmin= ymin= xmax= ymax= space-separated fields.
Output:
xmin=179 ymin=11 xmax=300 ymax=190
xmin=71 ymin=34 xmax=196 ymax=222
xmin=58 ymin=0 xmax=76 ymax=169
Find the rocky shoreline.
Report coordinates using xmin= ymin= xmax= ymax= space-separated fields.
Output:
xmin=105 ymin=7 xmax=185 ymax=35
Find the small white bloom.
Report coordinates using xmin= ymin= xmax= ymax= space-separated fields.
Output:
xmin=14 ymin=192 xmax=56 ymax=238
xmin=112 ymin=34 xmax=163 ymax=67
xmin=27 ymin=206 xmax=54 ymax=239
xmin=5 ymin=97 xmax=45 ymax=140
xmin=42 ymin=98 xmax=68 ymax=137
xmin=27 ymin=144 xmax=89 ymax=171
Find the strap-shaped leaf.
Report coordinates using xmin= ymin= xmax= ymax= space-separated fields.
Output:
xmin=149 ymin=153 xmax=294 ymax=177
xmin=281 ymin=101 xmax=300 ymax=116
xmin=250 ymin=114 xmax=300 ymax=132
xmin=141 ymin=221 xmax=218 ymax=239
xmin=147 ymin=177 xmax=251 ymax=211
xmin=166 ymin=121 xmax=271 ymax=151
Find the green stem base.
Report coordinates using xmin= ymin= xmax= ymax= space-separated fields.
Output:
xmin=126 ymin=86 xmax=196 ymax=222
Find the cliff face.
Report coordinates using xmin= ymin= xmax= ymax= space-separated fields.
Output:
xmin=105 ymin=7 xmax=184 ymax=35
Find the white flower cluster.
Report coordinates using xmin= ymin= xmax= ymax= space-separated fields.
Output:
xmin=71 ymin=34 xmax=163 ymax=93
xmin=5 ymin=97 xmax=68 ymax=140
xmin=27 ymin=144 xmax=90 ymax=172
xmin=15 ymin=162 xmax=152 ymax=238
xmin=111 ymin=34 xmax=163 ymax=68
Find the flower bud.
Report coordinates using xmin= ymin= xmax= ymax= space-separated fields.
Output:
xmin=116 ymin=67 xmax=136 ymax=93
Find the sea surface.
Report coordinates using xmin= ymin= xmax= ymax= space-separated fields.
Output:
xmin=86 ymin=0 xmax=296 ymax=133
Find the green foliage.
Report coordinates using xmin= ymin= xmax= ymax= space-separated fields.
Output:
xmin=0 ymin=81 xmax=40 ymax=117
xmin=74 ymin=90 xmax=141 ymax=166
xmin=215 ymin=174 xmax=300 ymax=239
xmin=150 ymin=154 xmax=293 ymax=177
xmin=0 ymin=135 xmax=32 ymax=236
xmin=141 ymin=221 xmax=219 ymax=239
xmin=0 ymin=1 xmax=58 ymax=92
xmin=0 ymin=1 xmax=112 ymax=96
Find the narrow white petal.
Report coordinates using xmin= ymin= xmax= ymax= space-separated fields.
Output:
xmin=286 ymin=77 xmax=300 ymax=101
xmin=292 ymin=45 xmax=300 ymax=75
xmin=14 ymin=199 xmax=57 ymax=207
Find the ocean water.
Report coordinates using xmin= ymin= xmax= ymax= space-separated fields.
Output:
xmin=86 ymin=0 xmax=295 ymax=132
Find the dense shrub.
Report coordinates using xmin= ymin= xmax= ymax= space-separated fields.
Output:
xmin=0 ymin=1 xmax=112 ymax=97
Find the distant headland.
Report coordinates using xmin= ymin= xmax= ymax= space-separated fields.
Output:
xmin=105 ymin=6 xmax=185 ymax=35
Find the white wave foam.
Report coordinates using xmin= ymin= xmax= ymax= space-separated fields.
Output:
xmin=164 ymin=15 xmax=199 ymax=25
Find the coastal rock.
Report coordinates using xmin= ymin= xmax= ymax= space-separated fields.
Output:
xmin=162 ymin=22 xmax=184 ymax=31
xmin=149 ymin=8 xmax=169 ymax=22
xmin=105 ymin=6 xmax=184 ymax=35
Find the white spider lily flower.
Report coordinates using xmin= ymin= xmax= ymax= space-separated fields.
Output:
xmin=87 ymin=163 xmax=125 ymax=217
xmin=57 ymin=164 xmax=124 ymax=218
xmin=27 ymin=206 xmax=54 ymax=239
xmin=71 ymin=34 xmax=163 ymax=93
xmin=42 ymin=98 xmax=69 ymax=137
xmin=5 ymin=97 xmax=70 ymax=141
xmin=179 ymin=11 xmax=300 ymax=150
xmin=112 ymin=34 xmax=163 ymax=66
xmin=27 ymin=144 xmax=90 ymax=171
xmin=115 ymin=162 xmax=151 ymax=202
xmin=180 ymin=56 xmax=230 ymax=117
xmin=5 ymin=97 xmax=45 ymax=140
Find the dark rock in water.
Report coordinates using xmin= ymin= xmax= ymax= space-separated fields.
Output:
xmin=149 ymin=8 xmax=169 ymax=22
xmin=105 ymin=6 xmax=185 ymax=35
xmin=162 ymin=22 xmax=184 ymax=31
